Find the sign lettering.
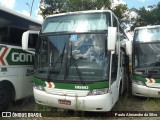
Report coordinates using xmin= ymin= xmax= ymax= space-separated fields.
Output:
xmin=11 ymin=52 xmax=33 ymax=62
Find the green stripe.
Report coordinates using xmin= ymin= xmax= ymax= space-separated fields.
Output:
xmin=32 ymin=76 xmax=109 ymax=90
xmin=32 ymin=77 xmax=46 ymax=87
xmin=133 ymin=75 xmax=160 ymax=83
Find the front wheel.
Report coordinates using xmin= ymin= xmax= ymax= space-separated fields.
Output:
xmin=0 ymin=86 xmax=11 ymax=111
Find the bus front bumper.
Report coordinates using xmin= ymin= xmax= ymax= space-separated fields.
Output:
xmin=33 ymin=88 xmax=114 ymax=112
xmin=132 ymin=82 xmax=160 ymax=98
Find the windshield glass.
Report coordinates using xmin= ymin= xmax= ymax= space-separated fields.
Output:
xmin=134 ymin=27 xmax=160 ymax=43
xmin=133 ymin=43 xmax=160 ymax=69
xmin=42 ymin=13 xmax=110 ymax=33
xmin=35 ymin=34 xmax=109 ymax=82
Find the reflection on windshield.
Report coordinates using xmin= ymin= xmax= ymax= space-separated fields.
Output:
xmin=42 ymin=13 xmax=109 ymax=33
xmin=133 ymin=43 xmax=160 ymax=69
xmin=35 ymin=34 xmax=109 ymax=82
xmin=134 ymin=27 xmax=160 ymax=42
xmin=71 ymin=34 xmax=105 ymax=64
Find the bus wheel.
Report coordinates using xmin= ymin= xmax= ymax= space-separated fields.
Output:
xmin=0 ymin=86 xmax=11 ymax=111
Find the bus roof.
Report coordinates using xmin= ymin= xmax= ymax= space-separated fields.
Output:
xmin=46 ymin=9 xmax=115 ymax=19
xmin=134 ymin=25 xmax=160 ymax=31
xmin=0 ymin=5 xmax=42 ymax=24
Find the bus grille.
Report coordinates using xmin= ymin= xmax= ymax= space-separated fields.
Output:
xmin=45 ymin=88 xmax=89 ymax=97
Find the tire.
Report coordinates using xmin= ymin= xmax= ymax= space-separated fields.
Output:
xmin=0 ymin=86 xmax=11 ymax=111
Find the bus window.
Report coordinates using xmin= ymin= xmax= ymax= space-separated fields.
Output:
xmin=111 ymin=54 xmax=118 ymax=81
xmin=113 ymin=15 xmax=118 ymax=27
xmin=28 ymin=33 xmax=38 ymax=48
xmin=8 ymin=27 xmax=25 ymax=46
xmin=0 ymin=26 xmax=8 ymax=43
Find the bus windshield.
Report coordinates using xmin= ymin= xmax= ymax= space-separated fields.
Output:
xmin=133 ymin=27 xmax=160 ymax=69
xmin=35 ymin=33 xmax=109 ymax=83
xmin=134 ymin=27 xmax=160 ymax=43
xmin=133 ymin=43 xmax=160 ymax=69
xmin=42 ymin=13 xmax=110 ymax=33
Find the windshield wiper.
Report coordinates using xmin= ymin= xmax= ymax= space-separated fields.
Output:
xmin=52 ymin=42 xmax=66 ymax=69
xmin=64 ymin=42 xmax=85 ymax=85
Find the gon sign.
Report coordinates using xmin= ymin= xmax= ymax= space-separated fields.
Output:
xmin=12 ymin=52 xmax=33 ymax=62
xmin=5 ymin=48 xmax=34 ymax=65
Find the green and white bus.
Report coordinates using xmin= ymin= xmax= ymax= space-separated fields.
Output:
xmin=0 ymin=6 xmax=41 ymax=110
xmin=132 ymin=25 xmax=160 ymax=98
xmin=22 ymin=10 xmax=129 ymax=111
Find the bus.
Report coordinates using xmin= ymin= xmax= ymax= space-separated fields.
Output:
xmin=132 ymin=25 xmax=160 ymax=98
xmin=22 ymin=10 xmax=129 ymax=111
xmin=0 ymin=6 xmax=41 ymax=110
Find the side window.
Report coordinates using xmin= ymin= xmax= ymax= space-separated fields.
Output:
xmin=41 ymin=39 xmax=48 ymax=52
xmin=35 ymin=38 xmax=48 ymax=68
xmin=28 ymin=33 xmax=38 ymax=48
xmin=113 ymin=15 xmax=118 ymax=27
xmin=0 ymin=26 xmax=8 ymax=43
xmin=8 ymin=27 xmax=25 ymax=46
xmin=39 ymin=38 xmax=48 ymax=67
xmin=111 ymin=54 xmax=118 ymax=81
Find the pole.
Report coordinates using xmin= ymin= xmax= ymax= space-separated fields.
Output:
xmin=30 ymin=0 xmax=34 ymax=17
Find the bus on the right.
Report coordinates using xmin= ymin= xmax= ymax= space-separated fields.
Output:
xmin=132 ymin=25 xmax=160 ymax=98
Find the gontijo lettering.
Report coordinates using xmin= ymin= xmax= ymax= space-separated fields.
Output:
xmin=12 ymin=52 xmax=33 ymax=62
xmin=0 ymin=47 xmax=34 ymax=65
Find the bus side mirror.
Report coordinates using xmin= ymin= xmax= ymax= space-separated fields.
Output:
xmin=22 ymin=30 xmax=39 ymax=50
xmin=126 ymin=41 xmax=132 ymax=56
xmin=107 ymin=27 xmax=117 ymax=51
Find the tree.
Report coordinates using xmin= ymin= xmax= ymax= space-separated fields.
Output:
xmin=131 ymin=2 xmax=160 ymax=30
xmin=66 ymin=0 xmax=112 ymax=12
xmin=94 ymin=0 xmax=111 ymax=10
xmin=39 ymin=0 xmax=112 ymax=18
xmin=39 ymin=0 xmax=67 ymax=18
xmin=112 ymin=4 xmax=128 ymax=22
xmin=66 ymin=0 xmax=97 ymax=12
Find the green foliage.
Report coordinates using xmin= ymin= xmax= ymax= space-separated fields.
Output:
xmin=39 ymin=0 xmax=111 ymax=18
xmin=112 ymin=4 xmax=128 ymax=22
xmin=131 ymin=2 xmax=160 ymax=30
xmin=39 ymin=0 xmax=67 ymax=18
xmin=66 ymin=0 xmax=96 ymax=12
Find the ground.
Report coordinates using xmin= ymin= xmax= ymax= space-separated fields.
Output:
xmin=2 ymin=94 xmax=160 ymax=120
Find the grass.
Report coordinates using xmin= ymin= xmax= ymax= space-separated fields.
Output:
xmin=142 ymin=98 xmax=160 ymax=111
xmin=9 ymin=94 xmax=160 ymax=118
xmin=35 ymin=104 xmax=52 ymax=111
xmin=112 ymin=93 xmax=160 ymax=112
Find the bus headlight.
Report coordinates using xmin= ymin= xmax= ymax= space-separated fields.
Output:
xmin=132 ymin=80 xmax=146 ymax=86
xmin=88 ymin=88 xmax=109 ymax=95
xmin=33 ymin=83 xmax=45 ymax=91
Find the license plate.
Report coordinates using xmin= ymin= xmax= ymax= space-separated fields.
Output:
xmin=58 ymin=99 xmax=71 ymax=105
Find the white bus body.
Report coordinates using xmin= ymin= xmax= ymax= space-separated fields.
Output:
xmin=22 ymin=10 xmax=129 ymax=111
xmin=0 ymin=6 xmax=41 ymax=110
